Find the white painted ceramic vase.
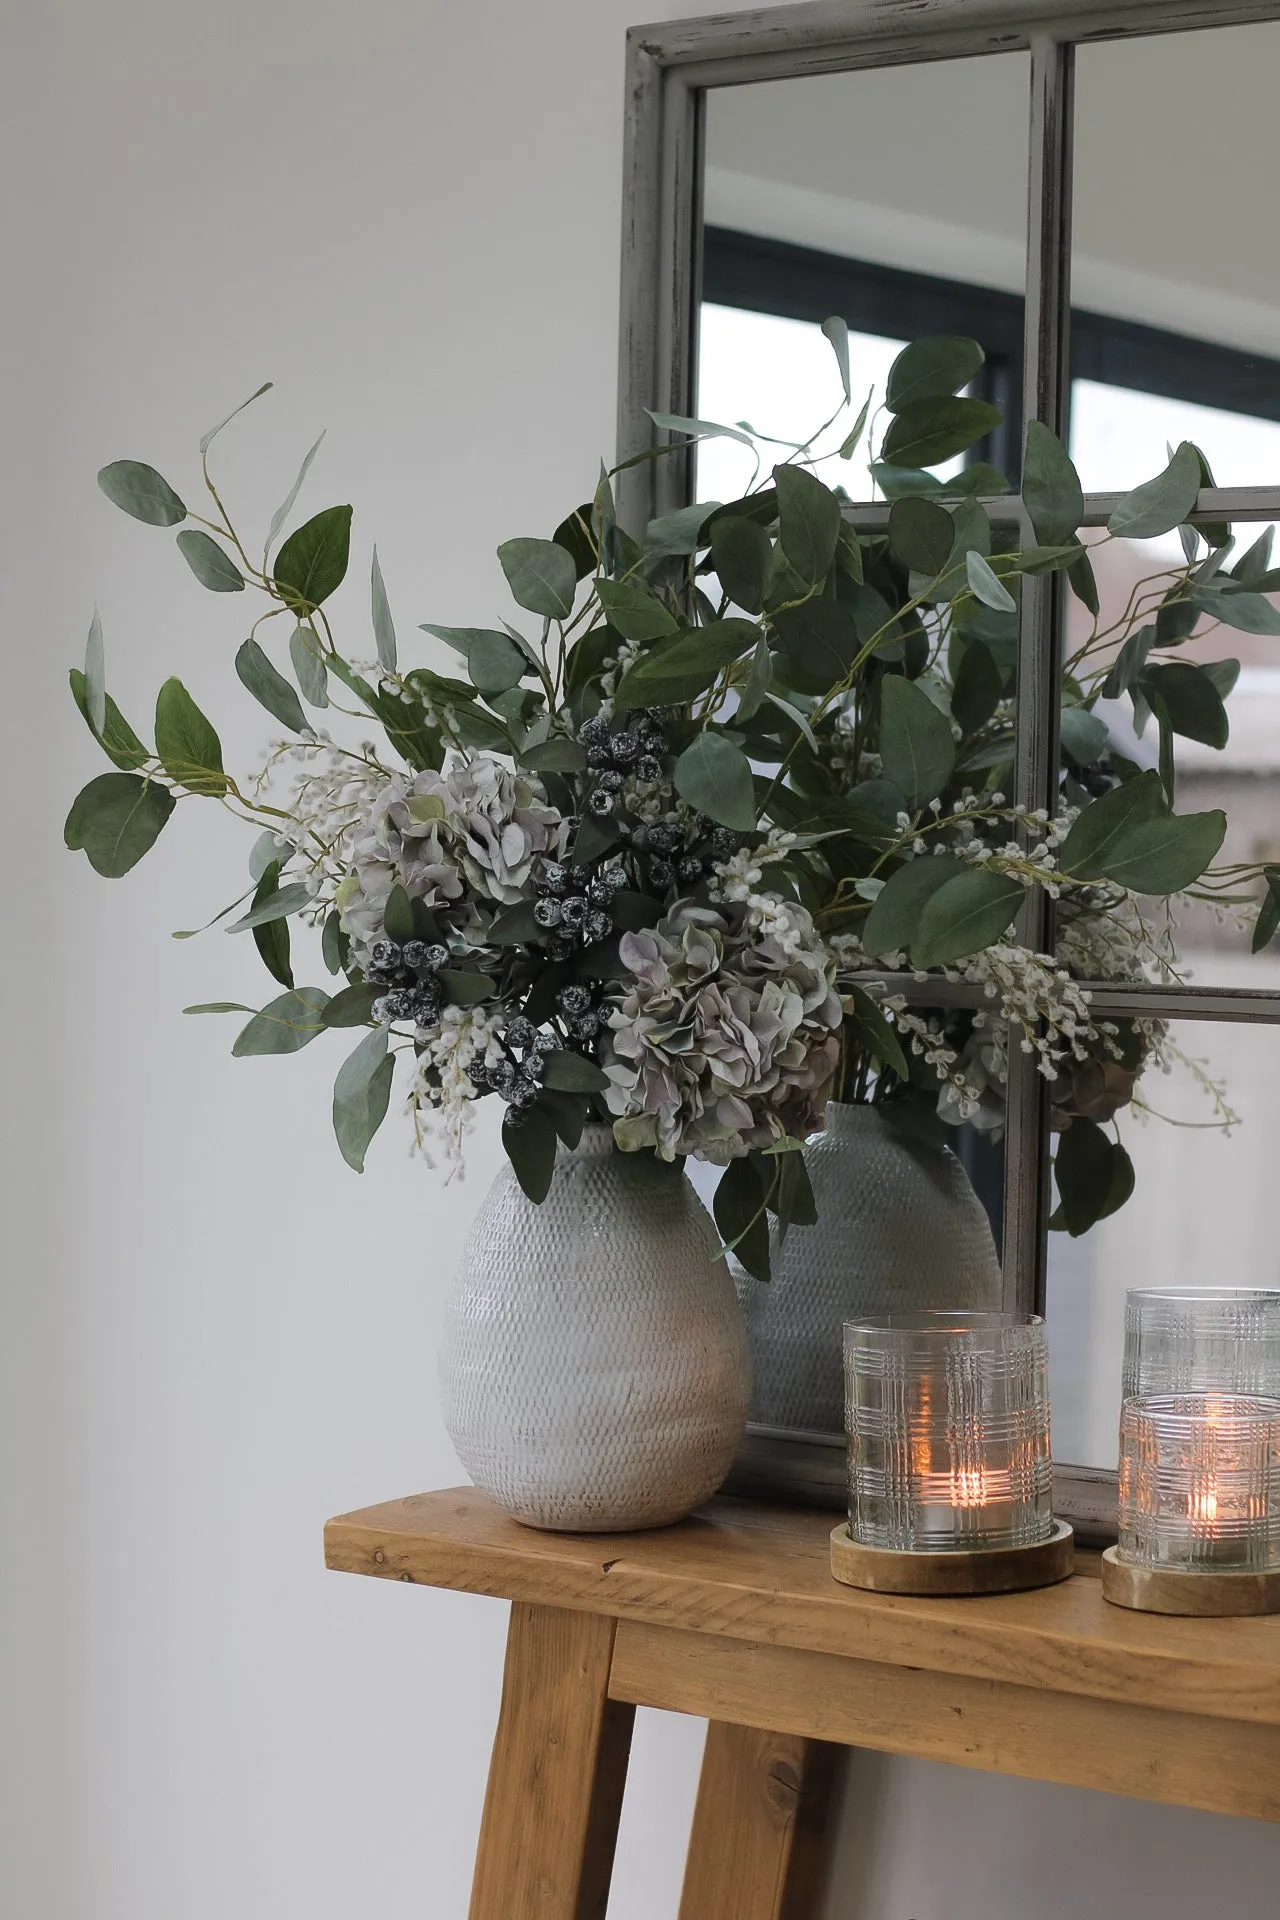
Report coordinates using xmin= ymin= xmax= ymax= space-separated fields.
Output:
xmin=440 ymin=1126 xmax=752 ymax=1532
xmin=738 ymin=1102 xmax=1002 ymax=1434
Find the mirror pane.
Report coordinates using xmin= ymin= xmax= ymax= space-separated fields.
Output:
xmin=1047 ymin=999 xmax=1280 ymax=1469
xmin=698 ymin=54 xmax=1031 ymax=500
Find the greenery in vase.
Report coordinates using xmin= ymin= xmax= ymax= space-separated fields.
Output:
xmin=66 ymin=329 xmax=1275 ymax=1278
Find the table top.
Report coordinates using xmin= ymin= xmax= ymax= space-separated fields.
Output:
xmin=325 ymin=1487 xmax=1280 ymax=1727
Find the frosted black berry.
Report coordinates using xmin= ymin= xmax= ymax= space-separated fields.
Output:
xmin=560 ymin=895 xmax=586 ymax=928
xmin=506 ymin=1016 xmax=535 ymax=1049
xmin=401 ymin=940 xmax=428 ymax=970
xmin=597 ymin=768 xmax=624 ymax=793
xmin=610 ymin=731 xmax=639 ymax=764
xmin=532 ymin=1031 xmax=559 ymax=1057
xmin=489 ymin=1059 xmax=516 ymax=1095
xmin=369 ymin=940 xmax=401 ymax=970
xmin=628 ymin=823 xmax=651 ymax=852
xmin=711 ymin=829 xmax=739 ymax=859
xmin=585 ymin=909 xmax=612 ymax=943
xmin=586 ymin=744 xmax=611 ymax=769
xmin=648 ymin=824 xmax=679 ymax=854
xmin=587 ymin=789 xmax=615 ymax=817
xmin=678 ymin=856 xmax=703 ymax=883
xmin=569 ymin=865 xmax=590 ymax=888
xmin=579 ymin=715 xmax=609 ymax=747
xmin=534 ymin=897 xmax=563 ymax=928
xmin=636 ymin=755 xmax=663 ymax=783
xmin=557 ymin=984 xmax=591 ymax=1016
xmin=648 ymin=858 xmax=674 ymax=890
xmin=569 ymin=1011 xmax=600 ymax=1040
xmin=538 ymin=859 xmax=569 ymax=896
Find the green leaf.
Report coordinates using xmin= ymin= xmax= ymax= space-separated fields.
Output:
xmin=176 ymin=529 xmax=245 ymax=592
xmin=234 ymin=638 xmax=308 ymax=734
xmin=673 ymin=732 xmax=757 ymax=832
xmin=154 ymin=677 xmax=227 ymax=795
xmin=184 ymin=1002 xmax=255 ymax=1015
xmin=713 ymin=1154 xmax=770 ymax=1284
xmin=768 ymin=1147 xmax=816 ymax=1246
xmin=613 ymin=620 xmax=757 ymax=708
xmin=97 ymin=459 xmax=186 ymax=526
xmin=609 ymin=891 xmax=664 ymax=932
xmin=644 ymin=501 xmax=720 ymax=558
xmin=332 ymin=1030 xmax=394 ymax=1173
xmin=1101 ymin=626 xmax=1155 ymax=700
xmin=63 ymin=772 xmax=175 ymax=877
xmin=911 ymin=868 xmax=1024 ymax=969
xmin=503 ymin=1106 xmax=558 ymax=1203
xmin=542 ymin=1050 xmax=610 ymax=1093
xmin=1021 ymin=421 xmax=1083 ymax=546
xmin=1052 ymin=1119 xmax=1134 ymax=1237
xmin=466 ymin=630 xmax=533 ymax=696
xmin=861 ymin=855 xmax=965 ymax=957
xmin=82 ymin=606 xmax=107 ymax=734
xmin=1057 ymin=771 xmax=1167 ymax=875
xmin=774 ymin=464 xmax=842 ymax=582
xmin=520 ymin=737 xmax=587 ymax=773
xmin=322 ymin=911 xmax=350 ymax=976
xmin=69 ymin=670 xmax=151 ymax=773
xmin=225 ymin=882 xmax=312 ymax=933
xmin=951 ymin=639 xmax=1003 ymax=737
xmin=572 ymin=814 xmax=621 ymax=866
xmin=965 ymin=549 xmax=1016 ymax=613
xmin=383 ymin=883 xmax=416 ymax=944
xmin=885 ymin=337 xmax=984 ymax=412
xmin=878 ymin=675 xmax=956 ymax=810
xmin=289 ymin=625 xmax=328 ymax=707
xmin=439 ymin=969 xmax=496 ymax=1006
xmin=735 ymin=636 xmax=773 ymax=721
xmin=322 ymin=982 xmax=382 ymax=1027
xmin=488 ymin=901 xmax=542 ymax=945
xmin=232 ymin=986 xmax=330 ymax=1057
xmin=1232 ymin=527 xmax=1275 ymax=584
xmin=1107 ymin=443 xmax=1201 ymax=539
xmin=820 ymin=314 xmax=851 ymax=401
xmin=1253 ymin=868 xmax=1280 ymax=954
xmin=552 ymin=502 xmax=598 ymax=580
xmin=1139 ymin=662 xmax=1228 ymax=750
xmin=498 ymin=537 xmax=577 ymax=620
xmin=1193 ymin=586 xmax=1280 ymax=635
xmin=879 ymin=1093 xmax=950 ymax=1153
xmin=838 ymin=392 xmax=872 ymax=461
xmin=273 ymin=505 xmax=353 ymax=610
xmin=769 ymin=599 xmax=859 ymax=692
xmin=1068 ymin=548 xmax=1100 ymax=617
xmin=888 ymin=496 xmax=954 ymax=578
xmin=648 ymin=411 xmax=755 ymax=449
xmin=266 ymin=431 xmax=326 ymax=554
xmin=198 ymin=382 xmax=273 ymax=455
xmin=370 ymin=545 xmax=397 ymax=671
xmin=844 ymin=984 xmax=909 ymax=1080
xmin=1203 ymin=658 xmax=1241 ymax=702
xmin=592 ymin=577 xmax=679 ymax=643
xmin=1059 ymin=705 xmax=1109 ymax=767
xmin=709 ymin=514 xmax=772 ymax=615
xmin=881 ymin=398 xmax=1001 ymax=470
xmin=241 ymin=862 xmax=294 ymax=989
xmin=538 ymin=1090 xmax=589 ymax=1150
xmin=1058 ymin=772 xmax=1225 ymax=893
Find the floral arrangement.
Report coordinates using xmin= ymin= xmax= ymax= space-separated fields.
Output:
xmin=67 ymin=332 xmax=1276 ymax=1276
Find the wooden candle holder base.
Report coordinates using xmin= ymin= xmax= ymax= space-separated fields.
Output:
xmin=1101 ymin=1547 xmax=1280 ymax=1616
xmin=830 ymin=1519 xmax=1075 ymax=1596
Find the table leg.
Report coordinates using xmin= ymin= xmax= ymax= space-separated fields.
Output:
xmin=677 ymin=1723 xmax=842 ymax=1920
xmin=468 ymin=1602 xmax=634 ymax=1920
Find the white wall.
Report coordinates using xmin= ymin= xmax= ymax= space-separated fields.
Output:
xmin=5 ymin=5 xmax=1280 ymax=1917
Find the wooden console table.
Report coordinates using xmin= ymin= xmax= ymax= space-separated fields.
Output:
xmin=325 ymin=1487 xmax=1280 ymax=1918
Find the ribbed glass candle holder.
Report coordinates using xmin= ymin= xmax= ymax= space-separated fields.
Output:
xmin=1123 ymin=1288 xmax=1280 ymax=1402
xmin=845 ymin=1312 xmax=1053 ymax=1553
xmin=1117 ymin=1394 xmax=1280 ymax=1572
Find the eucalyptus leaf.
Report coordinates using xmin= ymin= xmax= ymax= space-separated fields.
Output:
xmin=838 ymin=392 xmax=872 ymax=461
xmin=273 ymin=504 xmax=352 ymax=610
xmin=844 ymin=984 xmax=909 ymax=1081
xmin=888 ymin=496 xmax=954 ymax=578
xmin=542 ymin=1050 xmax=610 ymax=1093
xmin=231 ymin=987 xmax=330 ymax=1057
xmin=769 ymin=599 xmax=859 ymax=691
xmin=176 ymin=529 xmax=245 ymax=592
xmin=1139 ymin=662 xmax=1229 ymax=749
xmin=1101 ymin=625 xmax=1155 ymax=700
xmin=97 ymin=459 xmax=186 ymax=527
xmin=502 ymin=1106 xmax=558 ymax=1203
xmin=673 ymin=732 xmax=757 ymax=832
xmin=1059 ymin=704 xmax=1109 ymax=766
xmin=332 ymin=1029 xmax=394 ymax=1173
xmin=1022 ymin=421 xmax=1084 ymax=546
xmin=881 ymin=397 xmax=1001 ymax=470
xmin=488 ymin=901 xmax=542 ymax=945
xmin=322 ymin=911 xmax=350 ymax=977
xmin=289 ymin=625 xmax=328 ymax=707
xmin=1193 ymin=586 xmax=1280 ymax=635
xmin=183 ymin=1002 xmax=255 ymax=1015
xmin=520 ymin=736 xmax=587 ymax=773
xmin=245 ymin=862 xmax=294 ymax=989
xmin=736 ymin=635 xmax=773 ymax=721
xmin=63 ymin=772 xmax=175 ymax=877
xmin=709 ymin=514 xmax=772 ymax=615
xmin=885 ymin=337 xmax=984 ymax=412
xmin=592 ymin=577 xmax=679 ymax=642
xmin=383 ymin=884 xmax=416 ymax=944
xmin=1068 ymin=547 xmax=1100 ymax=617
xmin=198 ymin=382 xmax=272 ymax=455
xmin=266 ymin=431 xmax=326 ymax=554
xmin=81 ymin=606 xmax=108 ymax=736
xmin=821 ymin=315 xmax=851 ymax=402
xmin=155 ymin=677 xmax=227 ymax=795
xmin=225 ymin=882 xmax=312 ymax=933
xmin=644 ymin=502 xmax=719 ymax=558
xmin=911 ymin=869 xmax=1024 ymax=969
xmin=1053 ymin=1118 xmax=1133 ymax=1237
xmin=774 ymin=464 xmax=842 ymax=583
xmin=321 ymin=983 xmax=382 ymax=1027
xmin=69 ymin=668 xmax=149 ymax=772
xmin=647 ymin=410 xmax=755 ymax=448
xmin=498 ymin=537 xmax=577 ymax=619
xmin=878 ymin=675 xmax=956 ymax=810
xmin=950 ymin=639 xmax=1003 ymax=738
xmin=965 ymin=549 xmax=1016 ymax=613
xmin=1252 ymin=869 xmax=1280 ymax=954
xmin=1059 ymin=774 xmax=1225 ymax=893
xmin=713 ymin=1153 xmax=770 ymax=1284
xmin=370 ymin=545 xmax=397 ymax=671
xmin=613 ymin=620 xmax=756 ymax=708
xmin=539 ymin=1089 xmax=589 ymax=1150
xmin=1057 ymin=770 xmax=1167 ymax=876
xmin=1107 ymin=443 xmax=1201 ymax=539
xmin=235 ymin=638 xmax=308 ymax=733
xmin=861 ymin=855 xmax=965 ymax=957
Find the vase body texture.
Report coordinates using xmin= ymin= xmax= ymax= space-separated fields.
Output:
xmin=739 ymin=1102 xmax=1002 ymax=1434
xmin=441 ymin=1127 xmax=752 ymax=1531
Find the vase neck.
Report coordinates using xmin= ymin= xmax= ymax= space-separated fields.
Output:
xmin=823 ymin=1100 xmax=891 ymax=1138
xmin=559 ymin=1123 xmax=617 ymax=1161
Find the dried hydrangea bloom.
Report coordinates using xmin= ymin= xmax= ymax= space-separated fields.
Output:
xmin=336 ymin=776 xmax=465 ymax=943
xmin=603 ymin=895 xmax=841 ymax=1163
xmin=409 ymin=755 xmax=570 ymax=906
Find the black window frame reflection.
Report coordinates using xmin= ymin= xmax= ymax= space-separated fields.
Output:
xmin=703 ymin=224 xmax=1280 ymax=485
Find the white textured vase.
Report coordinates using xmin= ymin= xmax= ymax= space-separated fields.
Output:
xmin=738 ymin=1102 xmax=1002 ymax=1434
xmin=440 ymin=1127 xmax=752 ymax=1532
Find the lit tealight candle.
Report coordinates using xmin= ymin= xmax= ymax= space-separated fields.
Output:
xmin=1118 ymin=1393 xmax=1280 ymax=1574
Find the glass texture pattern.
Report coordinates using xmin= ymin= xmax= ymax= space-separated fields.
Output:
xmin=844 ymin=1312 xmax=1052 ymax=1552
xmin=1122 ymin=1288 xmax=1280 ymax=1403
xmin=1117 ymin=1393 xmax=1280 ymax=1572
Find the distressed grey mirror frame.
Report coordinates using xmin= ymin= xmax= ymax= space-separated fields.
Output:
xmin=616 ymin=0 xmax=1280 ymax=1540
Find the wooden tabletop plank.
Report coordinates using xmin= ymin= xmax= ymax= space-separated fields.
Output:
xmin=324 ymin=1486 xmax=1280 ymax=1727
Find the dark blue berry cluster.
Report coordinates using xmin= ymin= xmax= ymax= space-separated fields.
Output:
xmin=578 ymin=710 xmax=666 ymax=818
xmin=466 ymin=1015 xmax=558 ymax=1126
xmin=366 ymin=936 xmax=450 ymax=1028
xmin=618 ymin=814 xmax=741 ymax=894
xmin=532 ymin=857 xmax=627 ymax=961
